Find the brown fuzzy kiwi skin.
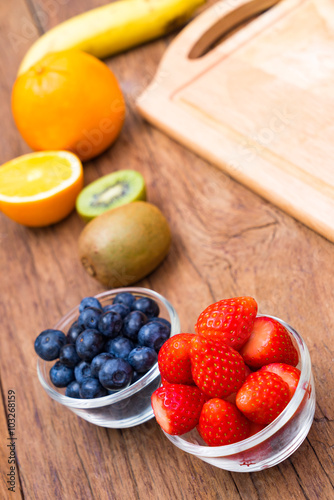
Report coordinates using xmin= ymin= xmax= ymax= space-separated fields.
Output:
xmin=78 ymin=201 xmax=171 ymax=287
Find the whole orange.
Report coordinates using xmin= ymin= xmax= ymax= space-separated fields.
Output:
xmin=11 ymin=50 xmax=125 ymax=161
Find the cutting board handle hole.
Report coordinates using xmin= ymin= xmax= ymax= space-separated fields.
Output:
xmin=188 ymin=3 xmax=275 ymax=59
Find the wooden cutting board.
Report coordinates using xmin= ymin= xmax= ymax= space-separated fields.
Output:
xmin=137 ymin=0 xmax=334 ymax=243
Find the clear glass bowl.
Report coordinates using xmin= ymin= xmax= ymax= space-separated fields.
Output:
xmin=37 ymin=287 xmax=180 ymax=428
xmin=163 ymin=315 xmax=315 ymax=472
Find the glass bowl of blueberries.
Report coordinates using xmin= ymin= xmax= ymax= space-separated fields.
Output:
xmin=36 ymin=287 xmax=180 ymax=428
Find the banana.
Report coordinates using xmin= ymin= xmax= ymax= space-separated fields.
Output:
xmin=18 ymin=0 xmax=205 ymax=75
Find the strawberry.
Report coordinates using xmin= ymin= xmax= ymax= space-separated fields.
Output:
xmin=244 ymin=364 xmax=253 ymax=379
xmin=151 ymin=384 xmax=206 ymax=435
xmin=248 ymin=421 xmax=267 ymax=437
xmin=198 ymin=398 xmax=250 ymax=446
xmin=223 ymin=364 xmax=253 ymax=404
xmin=239 ymin=316 xmax=299 ymax=369
xmin=160 ymin=377 xmax=172 ymax=387
xmin=190 ymin=335 xmax=247 ymax=398
xmin=158 ymin=333 xmax=195 ymax=385
xmin=259 ymin=363 xmax=301 ymax=400
xmin=236 ymin=371 xmax=290 ymax=425
xmin=195 ymin=296 xmax=258 ymax=350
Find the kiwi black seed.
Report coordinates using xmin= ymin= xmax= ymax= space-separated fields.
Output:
xmin=76 ymin=170 xmax=146 ymax=222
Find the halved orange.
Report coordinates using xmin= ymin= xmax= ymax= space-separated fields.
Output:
xmin=0 ymin=151 xmax=84 ymax=227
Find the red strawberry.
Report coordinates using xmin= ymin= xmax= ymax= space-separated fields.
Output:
xmin=158 ymin=333 xmax=195 ymax=385
xmin=236 ymin=371 xmax=290 ymax=425
xmin=239 ymin=316 xmax=299 ymax=369
xmin=259 ymin=363 xmax=301 ymax=400
xmin=244 ymin=364 xmax=253 ymax=379
xmin=160 ymin=377 xmax=172 ymax=387
xmin=190 ymin=335 xmax=247 ymax=398
xmin=198 ymin=398 xmax=250 ymax=446
xmin=224 ymin=364 xmax=253 ymax=404
xmin=195 ymin=296 xmax=258 ymax=350
xmin=248 ymin=421 xmax=267 ymax=437
xmin=151 ymin=384 xmax=206 ymax=435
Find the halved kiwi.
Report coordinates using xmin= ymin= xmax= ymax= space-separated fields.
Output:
xmin=76 ymin=170 xmax=146 ymax=222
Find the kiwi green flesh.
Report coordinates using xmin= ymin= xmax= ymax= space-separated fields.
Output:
xmin=76 ymin=170 xmax=146 ymax=222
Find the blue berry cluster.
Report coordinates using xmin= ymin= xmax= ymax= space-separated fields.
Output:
xmin=34 ymin=292 xmax=171 ymax=399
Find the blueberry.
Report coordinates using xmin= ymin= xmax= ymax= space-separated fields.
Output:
xmin=103 ymin=303 xmax=130 ymax=319
xmin=132 ymin=297 xmax=159 ymax=318
xmin=74 ymin=361 xmax=93 ymax=383
xmin=80 ymin=377 xmax=108 ymax=399
xmin=78 ymin=307 xmax=102 ymax=330
xmin=50 ymin=361 xmax=75 ymax=387
xmin=65 ymin=381 xmax=81 ymax=398
xmin=128 ymin=347 xmax=158 ymax=373
xmin=90 ymin=353 xmax=115 ymax=378
xmin=67 ymin=321 xmax=84 ymax=344
xmin=34 ymin=329 xmax=67 ymax=361
xmin=76 ymin=329 xmax=105 ymax=361
xmin=123 ymin=311 xmax=148 ymax=341
xmin=105 ymin=336 xmax=134 ymax=360
xmin=99 ymin=358 xmax=133 ymax=390
xmin=79 ymin=296 xmax=102 ymax=313
xmin=113 ymin=292 xmax=135 ymax=309
xmin=131 ymin=371 xmax=142 ymax=384
xmin=148 ymin=317 xmax=171 ymax=332
xmin=107 ymin=390 xmax=117 ymax=395
xmin=138 ymin=322 xmax=170 ymax=352
xmin=98 ymin=311 xmax=123 ymax=338
xmin=59 ymin=344 xmax=81 ymax=367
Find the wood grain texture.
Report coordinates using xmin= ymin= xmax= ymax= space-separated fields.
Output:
xmin=138 ymin=0 xmax=334 ymax=243
xmin=0 ymin=0 xmax=333 ymax=499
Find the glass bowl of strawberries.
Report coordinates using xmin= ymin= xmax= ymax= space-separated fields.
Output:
xmin=151 ymin=297 xmax=315 ymax=472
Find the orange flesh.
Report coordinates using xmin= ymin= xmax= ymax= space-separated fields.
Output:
xmin=0 ymin=156 xmax=73 ymax=197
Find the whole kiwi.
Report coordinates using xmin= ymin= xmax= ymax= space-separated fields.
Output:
xmin=78 ymin=201 xmax=171 ymax=287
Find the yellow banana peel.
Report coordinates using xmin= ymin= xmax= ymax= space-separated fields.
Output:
xmin=18 ymin=0 xmax=206 ymax=75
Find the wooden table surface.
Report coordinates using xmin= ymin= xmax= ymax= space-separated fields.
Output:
xmin=1 ymin=1 xmax=333 ymax=499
